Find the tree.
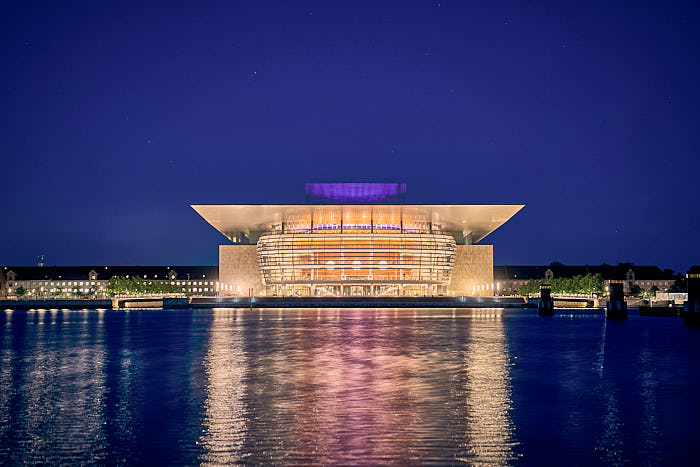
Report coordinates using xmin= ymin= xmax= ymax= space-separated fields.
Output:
xmin=107 ymin=276 xmax=184 ymax=296
xmin=668 ymin=278 xmax=686 ymax=293
xmin=15 ymin=286 xmax=27 ymax=297
xmin=649 ymin=285 xmax=659 ymax=297
xmin=516 ymin=273 xmax=605 ymax=296
xmin=629 ymin=284 xmax=644 ymax=298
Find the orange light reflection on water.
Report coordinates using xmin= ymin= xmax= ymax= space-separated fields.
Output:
xmin=197 ymin=308 xmax=519 ymax=464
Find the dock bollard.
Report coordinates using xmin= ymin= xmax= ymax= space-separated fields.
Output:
xmin=683 ymin=273 xmax=700 ymax=327
xmin=606 ymin=280 xmax=627 ymax=320
xmin=538 ymin=284 xmax=554 ymax=316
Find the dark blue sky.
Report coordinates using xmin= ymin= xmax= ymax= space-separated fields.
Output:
xmin=2 ymin=1 xmax=699 ymax=272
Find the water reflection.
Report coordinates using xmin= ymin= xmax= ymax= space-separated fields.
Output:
xmin=0 ymin=310 xmax=107 ymax=463
xmin=596 ymin=317 xmax=663 ymax=465
xmin=460 ymin=312 xmax=518 ymax=464
xmin=597 ymin=320 xmax=624 ymax=464
xmin=2 ymin=308 xmax=700 ymax=464
xmin=638 ymin=344 xmax=660 ymax=461
xmin=199 ymin=310 xmax=248 ymax=464
xmin=196 ymin=308 xmax=519 ymax=464
xmin=102 ymin=309 xmax=137 ymax=464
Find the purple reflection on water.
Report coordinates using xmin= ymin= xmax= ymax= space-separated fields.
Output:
xmin=305 ymin=183 xmax=407 ymax=204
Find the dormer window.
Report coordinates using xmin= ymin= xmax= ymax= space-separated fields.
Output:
xmin=626 ymin=269 xmax=635 ymax=282
xmin=7 ymin=270 xmax=16 ymax=282
xmin=545 ymin=269 xmax=554 ymax=280
xmin=89 ymin=270 xmax=98 ymax=281
xmin=168 ymin=270 xmax=177 ymax=280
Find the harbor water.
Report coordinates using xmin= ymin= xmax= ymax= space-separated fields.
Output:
xmin=1 ymin=308 xmax=698 ymax=465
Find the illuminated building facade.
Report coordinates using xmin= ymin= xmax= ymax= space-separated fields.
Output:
xmin=193 ymin=183 xmax=523 ymax=297
xmin=1 ymin=265 xmax=218 ymax=298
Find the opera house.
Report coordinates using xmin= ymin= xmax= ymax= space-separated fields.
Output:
xmin=193 ymin=183 xmax=522 ymax=297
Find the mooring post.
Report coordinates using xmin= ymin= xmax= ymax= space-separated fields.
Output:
xmin=538 ymin=284 xmax=554 ymax=316
xmin=606 ymin=280 xmax=628 ymax=320
xmin=683 ymin=273 xmax=700 ymax=327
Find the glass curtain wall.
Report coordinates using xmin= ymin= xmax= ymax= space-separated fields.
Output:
xmin=257 ymin=233 xmax=456 ymax=296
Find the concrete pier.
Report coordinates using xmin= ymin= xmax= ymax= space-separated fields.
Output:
xmin=538 ymin=284 xmax=554 ymax=316
xmin=112 ymin=297 xmax=165 ymax=309
xmin=0 ymin=299 xmax=112 ymax=309
xmin=188 ymin=295 xmax=529 ymax=309
xmin=606 ymin=280 xmax=628 ymax=320
xmin=683 ymin=273 xmax=700 ymax=327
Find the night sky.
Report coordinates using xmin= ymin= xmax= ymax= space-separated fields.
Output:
xmin=2 ymin=1 xmax=699 ymax=273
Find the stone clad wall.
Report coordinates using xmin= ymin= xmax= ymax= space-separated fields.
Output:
xmin=220 ymin=243 xmax=493 ymax=297
xmin=448 ymin=245 xmax=494 ymax=296
xmin=219 ymin=245 xmax=265 ymax=296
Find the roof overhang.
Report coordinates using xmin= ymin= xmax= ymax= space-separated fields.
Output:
xmin=192 ymin=204 xmax=524 ymax=244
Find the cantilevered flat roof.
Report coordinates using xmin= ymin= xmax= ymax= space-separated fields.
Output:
xmin=192 ymin=204 xmax=524 ymax=244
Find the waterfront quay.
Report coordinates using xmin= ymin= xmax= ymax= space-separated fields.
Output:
xmin=1 ymin=295 xmax=529 ymax=310
xmin=0 ymin=294 xmax=673 ymax=312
